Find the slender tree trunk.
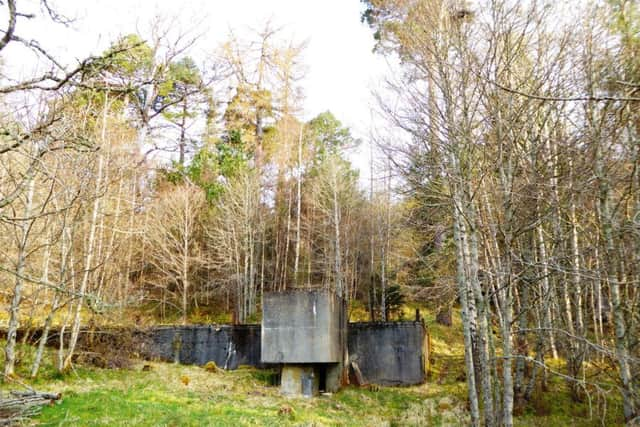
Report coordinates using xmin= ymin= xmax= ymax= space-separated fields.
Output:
xmin=32 ymin=225 xmax=69 ymax=378
xmin=567 ymin=187 xmax=585 ymax=400
xmin=380 ymin=167 xmax=391 ymax=321
xmin=31 ymin=293 xmax=60 ymax=378
xmin=369 ymin=147 xmax=376 ymax=321
xmin=333 ymin=179 xmax=343 ymax=297
xmin=57 ymin=256 xmax=75 ymax=374
xmin=282 ymin=187 xmax=292 ymax=289
xmin=293 ymin=125 xmax=303 ymax=285
xmin=380 ymin=238 xmax=387 ymax=322
xmin=452 ymin=197 xmax=480 ymax=427
xmin=4 ymin=177 xmax=36 ymax=379
xmin=179 ymin=98 xmax=187 ymax=166
xmin=122 ymin=173 xmax=137 ymax=313
xmin=181 ymin=190 xmax=190 ymax=325
xmin=63 ymin=98 xmax=108 ymax=370
xmin=597 ymin=140 xmax=637 ymax=420
xmin=467 ymin=205 xmax=496 ymax=427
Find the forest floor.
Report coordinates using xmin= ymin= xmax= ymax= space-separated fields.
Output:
xmin=0 ymin=307 xmax=627 ymax=426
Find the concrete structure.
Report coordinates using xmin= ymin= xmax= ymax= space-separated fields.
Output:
xmin=348 ymin=322 xmax=427 ymax=385
xmin=261 ymin=289 xmax=347 ymax=396
xmin=139 ymin=321 xmax=427 ymax=386
xmin=17 ymin=316 xmax=429 ymax=388
xmin=138 ymin=318 xmax=427 ymax=391
xmin=141 ymin=324 xmax=262 ymax=369
xmin=261 ymin=289 xmax=343 ymax=363
xmin=280 ymin=365 xmax=320 ymax=397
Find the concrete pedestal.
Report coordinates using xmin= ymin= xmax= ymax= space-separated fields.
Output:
xmin=280 ymin=365 xmax=319 ymax=397
xmin=325 ymin=362 xmax=343 ymax=392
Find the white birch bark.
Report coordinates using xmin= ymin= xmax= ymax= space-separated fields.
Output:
xmin=62 ymin=97 xmax=108 ymax=370
xmin=3 ymin=176 xmax=36 ymax=378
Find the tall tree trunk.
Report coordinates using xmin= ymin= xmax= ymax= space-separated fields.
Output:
xmin=452 ymin=197 xmax=480 ymax=427
xmin=333 ymin=176 xmax=343 ymax=297
xmin=380 ymin=236 xmax=387 ymax=322
xmin=31 ymin=225 xmax=69 ymax=378
xmin=467 ymin=204 xmax=496 ymax=427
xmin=369 ymin=147 xmax=376 ymax=321
xmin=4 ymin=176 xmax=36 ymax=379
xmin=596 ymin=138 xmax=637 ymax=420
xmin=181 ymin=189 xmax=190 ymax=325
xmin=63 ymin=98 xmax=108 ymax=370
xmin=179 ymin=98 xmax=187 ymax=166
xmin=293 ymin=124 xmax=303 ymax=285
xmin=567 ymin=182 xmax=585 ymax=400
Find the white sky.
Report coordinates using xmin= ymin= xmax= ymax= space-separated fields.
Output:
xmin=5 ymin=0 xmax=390 ymax=183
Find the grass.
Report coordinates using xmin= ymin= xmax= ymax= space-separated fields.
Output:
xmin=31 ymin=363 xmax=451 ymax=426
xmin=0 ymin=306 xmax=628 ymax=426
xmin=22 ymin=362 xmax=622 ymax=426
xmin=0 ymin=337 xmax=470 ymax=426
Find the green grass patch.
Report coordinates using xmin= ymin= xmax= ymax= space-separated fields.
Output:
xmin=34 ymin=363 xmax=438 ymax=426
xmin=0 ymin=307 xmax=628 ymax=426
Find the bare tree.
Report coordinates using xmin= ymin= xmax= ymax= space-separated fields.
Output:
xmin=144 ymin=180 xmax=207 ymax=325
xmin=208 ymin=171 xmax=261 ymax=323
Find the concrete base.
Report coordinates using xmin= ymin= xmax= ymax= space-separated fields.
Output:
xmin=325 ymin=363 xmax=343 ymax=392
xmin=280 ymin=365 xmax=319 ymax=397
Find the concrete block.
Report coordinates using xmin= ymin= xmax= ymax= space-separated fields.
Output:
xmin=261 ymin=290 xmax=343 ymax=363
xmin=324 ymin=363 xmax=343 ymax=392
xmin=280 ymin=365 xmax=319 ymax=397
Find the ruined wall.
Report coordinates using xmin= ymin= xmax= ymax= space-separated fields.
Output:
xmin=141 ymin=321 xmax=426 ymax=386
xmin=141 ymin=325 xmax=262 ymax=370
xmin=347 ymin=321 xmax=426 ymax=386
xmin=3 ymin=322 xmax=427 ymax=385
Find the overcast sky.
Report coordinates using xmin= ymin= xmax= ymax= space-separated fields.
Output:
xmin=6 ymin=0 xmax=390 ymax=182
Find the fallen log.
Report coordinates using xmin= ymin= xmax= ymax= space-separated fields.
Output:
xmin=0 ymin=390 xmax=61 ymax=426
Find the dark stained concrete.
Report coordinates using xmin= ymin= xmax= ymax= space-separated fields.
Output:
xmin=139 ymin=320 xmax=426 ymax=386
xmin=8 ymin=319 xmax=427 ymax=386
xmin=348 ymin=321 xmax=427 ymax=386
xmin=141 ymin=324 xmax=262 ymax=370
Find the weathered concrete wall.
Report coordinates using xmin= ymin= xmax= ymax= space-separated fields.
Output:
xmin=262 ymin=290 xmax=342 ymax=363
xmin=347 ymin=321 xmax=426 ymax=386
xmin=140 ymin=321 xmax=426 ymax=385
xmin=141 ymin=325 xmax=262 ymax=370
xmin=7 ymin=321 xmax=427 ymax=385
